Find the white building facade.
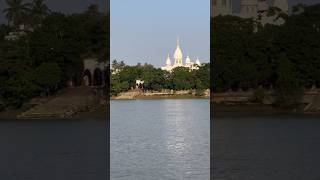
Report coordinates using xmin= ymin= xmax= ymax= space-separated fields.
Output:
xmin=161 ymin=38 xmax=201 ymax=72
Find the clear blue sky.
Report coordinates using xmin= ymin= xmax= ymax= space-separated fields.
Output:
xmin=111 ymin=0 xmax=210 ymax=67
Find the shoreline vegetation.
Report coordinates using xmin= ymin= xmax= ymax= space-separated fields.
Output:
xmin=0 ymin=1 xmax=108 ymax=119
xmin=111 ymin=60 xmax=210 ymax=98
xmin=211 ymin=3 xmax=320 ymax=113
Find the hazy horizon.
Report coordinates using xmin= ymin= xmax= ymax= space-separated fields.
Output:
xmin=111 ymin=0 xmax=210 ymax=67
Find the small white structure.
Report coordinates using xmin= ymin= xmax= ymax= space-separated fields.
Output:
xmin=136 ymin=80 xmax=144 ymax=89
xmin=161 ymin=37 xmax=201 ymax=72
xmin=4 ymin=23 xmax=33 ymax=41
xmin=5 ymin=31 xmax=26 ymax=41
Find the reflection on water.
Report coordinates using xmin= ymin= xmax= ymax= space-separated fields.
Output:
xmin=111 ymin=99 xmax=209 ymax=180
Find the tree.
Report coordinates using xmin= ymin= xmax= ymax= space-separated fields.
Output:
xmin=86 ymin=4 xmax=99 ymax=17
xmin=274 ymin=55 xmax=303 ymax=107
xmin=111 ymin=59 xmax=125 ymax=74
xmin=3 ymin=71 xmax=39 ymax=107
xmin=195 ymin=63 xmax=210 ymax=90
xmin=0 ymin=25 xmax=9 ymax=42
xmin=3 ymin=0 xmax=30 ymax=29
xmin=0 ymin=4 xmax=110 ymax=108
xmin=29 ymin=0 xmax=50 ymax=28
xmin=110 ymin=60 xmax=210 ymax=96
xmin=34 ymin=62 xmax=61 ymax=94
xmin=211 ymin=4 xmax=320 ymax=107
xmin=169 ymin=67 xmax=193 ymax=90
xmin=211 ymin=15 xmax=256 ymax=92
xmin=140 ymin=64 xmax=165 ymax=90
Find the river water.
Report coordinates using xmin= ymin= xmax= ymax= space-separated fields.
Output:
xmin=111 ymin=99 xmax=210 ymax=180
xmin=2 ymin=100 xmax=318 ymax=180
xmin=212 ymin=113 xmax=320 ymax=180
xmin=0 ymin=119 xmax=108 ymax=180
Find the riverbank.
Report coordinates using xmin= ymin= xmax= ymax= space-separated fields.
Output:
xmin=0 ymin=87 xmax=107 ymax=120
xmin=212 ymin=103 xmax=320 ymax=117
xmin=111 ymin=89 xmax=210 ymax=100
xmin=0 ymin=104 xmax=108 ymax=121
xmin=211 ymin=89 xmax=320 ymax=113
xmin=72 ymin=105 xmax=108 ymax=120
xmin=2 ymin=88 xmax=319 ymax=119
xmin=212 ymin=103 xmax=313 ymax=117
xmin=0 ymin=107 xmax=28 ymax=120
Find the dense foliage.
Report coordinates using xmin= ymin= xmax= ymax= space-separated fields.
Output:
xmin=211 ymin=4 xmax=320 ymax=107
xmin=111 ymin=60 xmax=210 ymax=96
xmin=0 ymin=1 xmax=108 ymax=108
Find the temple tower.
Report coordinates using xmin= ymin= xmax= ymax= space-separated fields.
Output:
xmin=173 ymin=37 xmax=183 ymax=66
xmin=212 ymin=0 xmax=233 ymax=17
xmin=240 ymin=0 xmax=258 ymax=18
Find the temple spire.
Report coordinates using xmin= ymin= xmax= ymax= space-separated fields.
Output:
xmin=166 ymin=53 xmax=171 ymax=66
xmin=177 ymin=36 xmax=180 ymax=47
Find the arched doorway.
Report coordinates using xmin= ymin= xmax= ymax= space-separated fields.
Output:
xmin=83 ymin=69 xmax=92 ymax=86
xmin=93 ymin=68 xmax=102 ymax=86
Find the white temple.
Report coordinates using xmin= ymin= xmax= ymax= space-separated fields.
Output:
xmin=212 ymin=0 xmax=289 ymax=26
xmin=161 ymin=38 xmax=201 ymax=72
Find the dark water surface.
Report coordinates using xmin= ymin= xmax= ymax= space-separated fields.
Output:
xmin=0 ymin=119 xmax=108 ymax=180
xmin=212 ymin=114 xmax=320 ymax=180
xmin=111 ymin=99 xmax=210 ymax=180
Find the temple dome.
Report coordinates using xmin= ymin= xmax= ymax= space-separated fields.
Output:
xmin=174 ymin=46 xmax=183 ymax=60
xmin=174 ymin=37 xmax=183 ymax=60
xmin=161 ymin=37 xmax=201 ymax=72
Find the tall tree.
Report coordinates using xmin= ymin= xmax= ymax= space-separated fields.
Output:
xmin=29 ymin=0 xmax=50 ymax=28
xmin=3 ymin=0 xmax=30 ymax=29
xmin=86 ymin=4 xmax=99 ymax=17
